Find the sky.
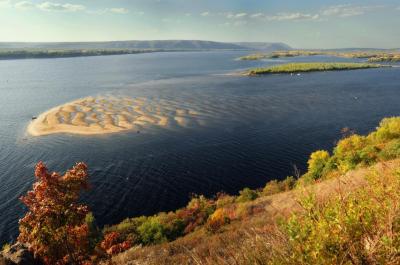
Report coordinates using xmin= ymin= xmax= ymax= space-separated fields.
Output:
xmin=0 ymin=0 xmax=399 ymax=48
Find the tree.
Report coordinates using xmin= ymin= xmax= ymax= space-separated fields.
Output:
xmin=306 ymin=150 xmax=330 ymax=180
xmin=18 ymin=162 xmax=91 ymax=265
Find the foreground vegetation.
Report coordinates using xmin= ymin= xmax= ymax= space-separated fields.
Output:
xmin=239 ymin=50 xmax=400 ymax=63
xmin=4 ymin=116 xmax=400 ymax=264
xmin=246 ymin=62 xmax=382 ymax=75
xmin=0 ymin=49 xmax=160 ymax=60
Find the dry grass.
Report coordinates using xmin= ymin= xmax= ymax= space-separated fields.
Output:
xmin=106 ymin=159 xmax=400 ymax=265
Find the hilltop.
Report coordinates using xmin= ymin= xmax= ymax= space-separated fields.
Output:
xmin=0 ymin=40 xmax=291 ymax=51
xmin=0 ymin=40 xmax=292 ymax=60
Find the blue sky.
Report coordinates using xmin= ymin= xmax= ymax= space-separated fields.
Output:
xmin=0 ymin=0 xmax=399 ymax=48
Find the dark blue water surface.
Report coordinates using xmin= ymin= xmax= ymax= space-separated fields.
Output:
xmin=0 ymin=51 xmax=399 ymax=244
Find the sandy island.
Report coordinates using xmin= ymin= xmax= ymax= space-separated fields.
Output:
xmin=28 ymin=96 xmax=204 ymax=136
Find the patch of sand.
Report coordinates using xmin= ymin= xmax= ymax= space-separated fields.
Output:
xmin=28 ymin=96 xmax=206 ymax=136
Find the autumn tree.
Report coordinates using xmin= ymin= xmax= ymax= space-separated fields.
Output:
xmin=18 ymin=162 xmax=92 ymax=265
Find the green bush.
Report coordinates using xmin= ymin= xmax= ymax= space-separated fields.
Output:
xmin=299 ymin=117 xmax=400 ymax=183
xmin=280 ymin=176 xmax=296 ymax=191
xmin=379 ymin=139 xmax=400 ymax=160
xmin=262 ymin=180 xmax=281 ymax=196
xmin=262 ymin=176 xmax=296 ymax=196
xmin=215 ymin=193 xmax=235 ymax=209
xmin=85 ymin=213 xmax=102 ymax=251
xmin=375 ymin=117 xmax=400 ymax=141
xmin=137 ymin=216 xmax=167 ymax=245
xmin=304 ymin=150 xmax=330 ymax=181
xmin=236 ymin=188 xmax=259 ymax=203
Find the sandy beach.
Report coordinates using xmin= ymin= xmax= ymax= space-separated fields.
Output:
xmin=27 ymin=96 xmax=204 ymax=136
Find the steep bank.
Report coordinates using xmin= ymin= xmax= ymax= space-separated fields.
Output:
xmin=109 ymin=159 xmax=400 ymax=264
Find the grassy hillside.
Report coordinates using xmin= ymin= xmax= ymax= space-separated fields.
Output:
xmin=246 ymin=62 xmax=382 ymax=75
xmin=108 ymin=160 xmax=400 ymax=264
xmin=104 ymin=117 xmax=400 ymax=265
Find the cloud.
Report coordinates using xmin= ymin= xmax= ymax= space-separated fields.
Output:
xmin=226 ymin=12 xmax=248 ymax=19
xmin=321 ymin=5 xmax=383 ymax=17
xmin=235 ymin=12 xmax=247 ymax=18
xmin=221 ymin=20 xmax=247 ymax=27
xmin=223 ymin=11 xmax=319 ymax=22
xmin=200 ymin=11 xmax=209 ymax=16
xmin=265 ymin=12 xmax=320 ymax=21
xmin=15 ymin=1 xmax=34 ymax=10
xmin=37 ymin=2 xmax=85 ymax=12
xmin=109 ymin=7 xmax=129 ymax=14
xmin=250 ymin=13 xmax=263 ymax=18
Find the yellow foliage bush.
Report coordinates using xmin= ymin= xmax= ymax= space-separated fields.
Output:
xmin=206 ymin=208 xmax=231 ymax=233
xmin=281 ymin=167 xmax=400 ymax=264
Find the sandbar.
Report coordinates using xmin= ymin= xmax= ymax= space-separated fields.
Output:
xmin=28 ymin=96 xmax=205 ymax=136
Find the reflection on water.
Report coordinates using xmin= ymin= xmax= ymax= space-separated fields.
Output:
xmin=0 ymin=51 xmax=400 ymax=244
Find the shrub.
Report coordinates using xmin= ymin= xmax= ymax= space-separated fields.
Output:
xmin=303 ymin=150 xmax=330 ymax=181
xmin=235 ymin=203 xmax=253 ymax=219
xmin=263 ymin=176 xmax=296 ymax=196
xmin=378 ymin=139 xmax=400 ymax=161
xmin=85 ymin=213 xmax=101 ymax=251
xmin=215 ymin=192 xmax=235 ymax=209
xmin=18 ymin=162 xmax=91 ymax=265
xmin=177 ymin=195 xmax=216 ymax=234
xmin=375 ymin=117 xmax=400 ymax=141
xmin=334 ymin=135 xmax=370 ymax=172
xmin=236 ymin=188 xmax=259 ymax=203
xmin=2 ymin=243 xmax=10 ymax=252
xmin=280 ymin=168 xmax=400 ymax=264
xmin=137 ymin=217 xmax=167 ymax=245
xmin=103 ymin=216 xmax=147 ymax=244
xmin=262 ymin=180 xmax=281 ymax=196
xmin=280 ymin=176 xmax=296 ymax=191
xmin=206 ymin=209 xmax=230 ymax=233
xmin=100 ymin=232 xmax=131 ymax=255
xmin=157 ymin=212 xmax=186 ymax=241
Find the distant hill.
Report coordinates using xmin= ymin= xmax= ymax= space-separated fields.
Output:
xmin=0 ymin=40 xmax=291 ymax=51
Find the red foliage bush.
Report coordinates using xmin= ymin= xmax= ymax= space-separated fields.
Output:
xmin=18 ymin=162 xmax=91 ymax=265
xmin=100 ymin=232 xmax=132 ymax=255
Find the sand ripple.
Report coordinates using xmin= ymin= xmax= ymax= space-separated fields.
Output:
xmin=28 ymin=96 xmax=205 ymax=136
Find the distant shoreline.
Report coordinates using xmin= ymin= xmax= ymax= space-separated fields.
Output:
xmin=0 ymin=48 xmax=250 ymax=61
xmin=0 ymin=49 xmax=163 ymax=61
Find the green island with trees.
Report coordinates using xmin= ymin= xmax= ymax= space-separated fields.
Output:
xmin=3 ymin=116 xmax=400 ymax=264
xmin=239 ymin=50 xmax=400 ymax=63
xmin=245 ymin=62 xmax=383 ymax=76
